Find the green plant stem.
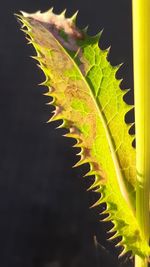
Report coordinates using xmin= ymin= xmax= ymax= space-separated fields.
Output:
xmin=132 ymin=0 xmax=150 ymax=266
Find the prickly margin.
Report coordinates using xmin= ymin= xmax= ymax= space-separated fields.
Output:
xmin=16 ymin=8 xmax=150 ymax=258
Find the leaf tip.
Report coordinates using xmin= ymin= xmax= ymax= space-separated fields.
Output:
xmin=20 ymin=10 xmax=30 ymax=18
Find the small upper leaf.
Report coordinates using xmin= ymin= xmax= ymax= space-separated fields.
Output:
xmin=17 ymin=9 xmax=150 ymax=258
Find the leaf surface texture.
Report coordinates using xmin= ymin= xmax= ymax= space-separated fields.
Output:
xmin=17 ymin=9 xmax=150 ymax=258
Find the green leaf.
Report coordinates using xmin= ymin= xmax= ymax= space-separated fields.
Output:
xmin=16 ymin=9 xmax=150 ymax=258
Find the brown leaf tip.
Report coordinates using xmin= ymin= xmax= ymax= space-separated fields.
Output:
xmin=21 ymin=9 xmax=83 ymax=40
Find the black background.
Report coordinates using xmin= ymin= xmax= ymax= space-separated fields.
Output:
xmin=0 ymin=1 xmax=134 ymax=267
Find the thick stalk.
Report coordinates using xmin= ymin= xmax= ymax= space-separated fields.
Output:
xmin=132 ymin=0 xmax=150 ymax=267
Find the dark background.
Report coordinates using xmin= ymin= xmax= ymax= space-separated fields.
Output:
xmin=0 ymin=0 xmax=134 ymax=267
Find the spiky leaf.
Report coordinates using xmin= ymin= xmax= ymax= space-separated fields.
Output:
xmin=17 ymin=9 xmax=150 ymax=258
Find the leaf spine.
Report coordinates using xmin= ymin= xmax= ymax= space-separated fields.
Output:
xmin=90 ymin=199 xmax=102 ymax=209
xmin=82 ymin=25 xmax=89 ymax=34
xmin=73 ymin=157 xmax=89 ymax=168
xmin=70 ymin=10 xmax=79 ymax=23
xmin=107 ymin=231 xmax=119 ymax=241
xmin=118 ymin=246 xmax=128 ymax=258
xmin=59 ymin=9 xmax=67 ymax=18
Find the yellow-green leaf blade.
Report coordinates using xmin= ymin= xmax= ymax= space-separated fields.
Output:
xmin=17 ymin=9 xmax=150 ymax=258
